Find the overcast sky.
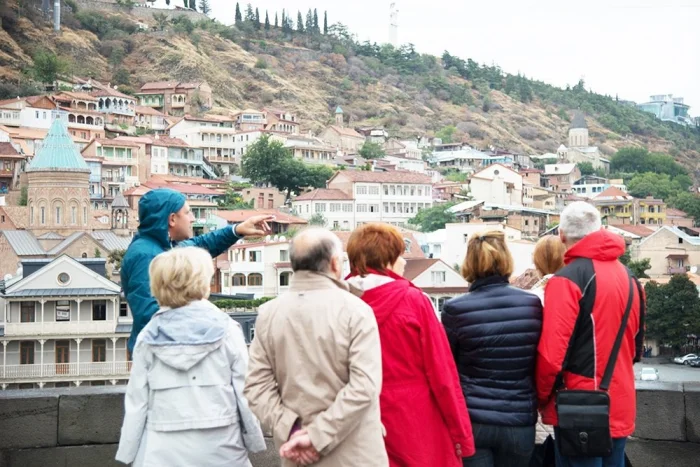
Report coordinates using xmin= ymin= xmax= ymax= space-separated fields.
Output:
xmin=205 ymin=0 xmax=700 ymax=115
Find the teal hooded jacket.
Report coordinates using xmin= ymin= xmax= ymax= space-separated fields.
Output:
xmin=121 ymin=188 xmax=241 ymax=353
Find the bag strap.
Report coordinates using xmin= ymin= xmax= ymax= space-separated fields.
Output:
xmin=599 ymin=273 xmax=635 ymax=391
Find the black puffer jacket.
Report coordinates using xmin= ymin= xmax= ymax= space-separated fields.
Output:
xmin=442 ymin=275 xmax=543 ymax=427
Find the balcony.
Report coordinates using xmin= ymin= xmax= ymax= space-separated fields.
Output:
xmin=668 ymin=267 xmax=687 ymax=275
xmin=0 ymin=361 xmax=131 ymax=381
xmin=104 ymin=175 xmax=126 ymax=184
xmin=0 ymin=112 xmax=20 ymax=126
xmin=4 ymin=321 xmax=116 ymax=337
xmin=90 ymin=192 xmax=103 ymax=200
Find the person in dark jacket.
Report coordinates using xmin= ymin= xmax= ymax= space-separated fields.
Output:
xmin=121 ymin=188 xmax=273 ymax=354
xmin=443 ymin=230 xmax=542 ymax=467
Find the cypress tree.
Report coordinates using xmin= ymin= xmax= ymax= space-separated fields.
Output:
xmin=264 ymin=11 xmax=270 ymax=30
xmin=274 ymin=12 xmax=278 ymax=28
xmin=313 ymin=9 xmax=319 ymax=34
xmin=323 ymin=11 xmax=328 ymax=34
xmin=297 ymin=11 xmax=304 ymax=33
xmin=235 ymin=2 xmax=242 ymax=25
xmin=305 ymin=9 xmax=313 ymax=33
xmin=254 ymin=7 xmax=260 ymax=29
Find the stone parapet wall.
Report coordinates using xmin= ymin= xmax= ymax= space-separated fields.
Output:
xmin=1 ymin=383 xmax=699 ymax=466
xmin=74 ymin=0 xmax=208 ymax=23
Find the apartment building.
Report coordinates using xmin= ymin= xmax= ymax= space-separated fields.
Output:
xmin=544 ymin=163 xmax=581 ymax=192
xmin=136 ymin=81 xmax=213 ymax=116
xmin=81 ymin=139 xmax=144 ymax=200
xmin=263 ymin=108 xmax=300 ymax=134
xmin=135 ymin=106 xmax=168 ymax=134
xmin=570 ymin=175 xmax=627 ymax=199
xmin=292 ymin=171 xmax=433 ymax=229
xmin=52 ymin=92 xmax=105 ymax=141
xmin=92 ymin=87 xmax=136 ymax=132
xmin=0 ymin=95 xmax=59 ymax=130
xmin=0 ymin=142 xmax=24 ymax=193
xmin=468 ymin=164 xmax=524 ymax=206
xmin=0 ymin=255 xmax=132 ymax=390
xmin=592 ymin=187 xmax=667 ymax=226
xmin=402 ymin=258 xmax=469 ymax=314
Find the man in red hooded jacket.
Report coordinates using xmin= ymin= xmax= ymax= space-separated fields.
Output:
xmin=536 ymin=201 xmax=645 ymax=467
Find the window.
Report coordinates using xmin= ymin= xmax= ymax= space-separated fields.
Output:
xmin=431 ymin=271 xmax=446 ymax=285
xmin=356 ymin=185 xmax=367 ymax=195
xmin=92 ymin=300 xmax=107 ymax=321
xmin=71 ymin=206 xmax=77 ymax=225
xmin=92 ymin=340 xmax=107 ymax=362
xmin=330 ymin=203 xmax=342 ymax=212
xmin=679 ymin=238 xmax=684 ymax=244
xmin=83 ymin=207 xmax=87 ymax=225
xmin=233 ymin=274 xmax=246 ymax=286
xmin=40 ymin=206 xmax=45 ymax=224
xmin=119 ymin=302 xmax=128 ymax=317
xmin=369 ymin=204 xmax=379 ymax=213
xmin=333 ymin=221 xmax=339 ymax=229
xmin=525 ymin=220 xmax=529 ymax=226
xmin=279 ymin=272 xmax=291 ymax=287
xmin=248 ymin=325 xmax=255 ymax=342
xmin=280 ymin=250 xmax=289 ymax=262
xmin=248 ymin=273 xmax=263 ymax=286
xmin=342 ymin=204 xmax=353 ymax=212
xmin=55 ymin=206 xmax=61 ymax=224
xmin=20 ymin=341 xmax=34 ymax=365
xmin=369 ymin=186 xmax=379 ymax=195
xmin=20 ymin=302 xmax=35 ymax=323
xmin=248 ymin=251 xmax=261 ymax=262
xmin=56 ymin=300 xmax=70 ymax=321
xmin=58 ymin=272 xmax=70 ymax=285
xmin=463 ymin=234 xmax=469 ymax=244
xmin=315 ymin=203 xmax=326 ymax=213
xmin=356 ymin=204 xmax=368 ymax=213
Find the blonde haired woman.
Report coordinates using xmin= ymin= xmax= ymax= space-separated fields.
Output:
xmin=530 ymin=235 xmax=567 ymax=305
xmin=116 ymin=247 xmax=265 ymax=467
xmin=442 ymin=231 xmax=542 ymax=467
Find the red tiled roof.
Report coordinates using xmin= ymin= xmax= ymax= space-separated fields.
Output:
xmin=143 ymin=181 xmax=220 ymax=196
xmin=0 ymin=206 xmax=28 ymax=229
xmin=0 ymin=142 xmax=21 ymax=157
xmin=151 ymin=136 xmax=189 ymax=148
xmin=666 ymin=208 xmax=689 ymax=218
xmin=53 ymin=91 xmax=98 ymax=102
xmin=215 ymin=209 xmax=307 ymax=225
xmin=135 ymin=105 xmax=166 ymax=117
xmin=325 ymin=125 xmax=364 ymax=139
xmin=294 ymin=189 xmax=352 ymax=201
xmin=140 ymin=81 xmax=203 ymax=92
xmin=91 ymin=88 xmax=134 ymax=99
xmin=611 ymin=224 xmax=654 ymax=237
xmin=330 ymin=170 xmax=432 ymax=184
xmin=595 ymin=186 xmax=631 ymax=200
xmin=403 ymin=258 xmax=440 ymax=281
xmin=94 ymin=138 xmax=140 ymax=148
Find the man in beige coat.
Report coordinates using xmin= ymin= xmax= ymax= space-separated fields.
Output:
xmin=245 ymin=228 xmax=388 ymax=466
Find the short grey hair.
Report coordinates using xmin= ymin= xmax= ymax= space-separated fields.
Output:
xmin=559 ymin=201 xmax=602 ymax=241
xmin=289 ymin=228 xmax=343 ymax=273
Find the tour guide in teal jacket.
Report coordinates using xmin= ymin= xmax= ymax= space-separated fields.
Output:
xmin=122 ymin=188 xmax=273 ymax=353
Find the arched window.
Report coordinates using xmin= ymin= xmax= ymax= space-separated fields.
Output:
xmin=83 ymin=205 xmax=88 ymax=226
xmin=279 ymin=272 xmax=292 ymax=287
xmin=71 ymin=206 xmax=77 ymax=225
xmin=248 ymin=273 xmax=263 ymax=287
xmin=68 ymin=114 xmax=76 ymax=123
xmin=55 ymin=206 xmax=61 ymax=224
xmin=81 ymin=253 xmax=88 ymax=258
xmin=40 ymin=206 xmax=46 ymax=225
xmin=29 ymin=203 xmax=34 ymax=225
xmin=232 ymin=274 xmax=246 ymax=286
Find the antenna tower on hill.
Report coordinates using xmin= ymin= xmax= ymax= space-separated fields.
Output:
xmin=389 ymin=2 xmax=399 ymax=47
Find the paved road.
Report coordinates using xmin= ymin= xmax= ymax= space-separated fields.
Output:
xmin=634 ymin=362 xmax=700 ymax=382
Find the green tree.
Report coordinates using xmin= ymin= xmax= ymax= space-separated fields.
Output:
xmin=234 ymin=2 xmax=242 ymax=24
xmin=218 ymin=184 xmax=254 ymax=209
xmin=305 ymin=9 xmax=313 ymax=33
xmin=254 ymin=7 xmax=260 ymax=29
xmin=627 ymin=172 xmax=690 ymax=201
xmin=199 ymin=0 xmax=210 ymax=15
xmin=323 ymin=11 xmax=328 ymax=34
xmin=241 ymin=135 xmax=330 ymax=201
xmin=645 ymin=275 xmax=700 ymax=347
xmin=308 ymin=213 xmax=327 ymax=227
xmin=577 ymin=162 xmax=595 ymax=176
xmin=610 ymin=147 xmax=687 ymax=178
xmin=18 ymin=185 xmax=28 ymax=206
xmin=264 ymin=11 xmax=270 ymax=30
xmin=670 ymin=193 xmax=700 ymax=226
xmin=628 ymin=258 xmax=651 ymax=279
xmin=359 ymin=141 xmax=385 ymax=159
xmin=313 ymin=9 xmax=319 ymax=33
xmin=274 ymin=12 xmax=278 ymax=28
xmin=245 ymin=3 xmax=255 ymax=22
xmin=94 ymin=248 xmax=102 ymax=258
xmin=297 ymin=11 xmax=305 ymax=32
xmin=518 ymin=78 xmax=533 ymax=103
xmin=32 ymin=50 xmax=67 ymax=84
xmin=153 ymin=12 xmax=169 ymax=30
xmin=408 ymin=203 xmax=456 ymax=232
xmin=436 ymin=125 xmax=457 ymax=144
xmin=108 ymin=249 xmax=126 ymax=271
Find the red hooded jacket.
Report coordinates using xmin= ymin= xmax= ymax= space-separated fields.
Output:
xmin=346 ymin=269 xmax=475 ymax=466
xmin=536 ymin=230 xmax=645 ymax=438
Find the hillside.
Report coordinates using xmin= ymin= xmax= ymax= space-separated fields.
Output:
xmin=1 ymin=0 xmax=699 ymax=170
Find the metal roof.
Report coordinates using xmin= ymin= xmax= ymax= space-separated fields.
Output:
xmin=111 ymin=193 xmax=130 ymax=208
xmin=37 ymin=232 xmax=65 ymax=240
xmin=3 ymin=287 xmax=119 ymax=298
xmin=91 ymin=231 xmax=132 ymax=251
xmin=115 ymin=324 xmax=132 ymax=334
xmin=27 ymin=118 xmax=90 ymax=172
xmin=47 ymin=232 xmax=84 ymax=255
xmin=570 ymin=111 xmax=588 ymax=130
xmin=3 ymin=230 xmax=47 ymax=256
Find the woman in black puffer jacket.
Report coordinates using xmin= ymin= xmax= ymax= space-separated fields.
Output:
xmin=443 ymin=230 xmax=542 ymax=467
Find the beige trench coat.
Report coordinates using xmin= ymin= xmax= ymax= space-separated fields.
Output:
xmin=244 ymin=271 xmax=389 ymax=467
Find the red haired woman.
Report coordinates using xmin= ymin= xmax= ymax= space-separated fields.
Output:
xmin=346 ymin=223 xmax=475 ymax=467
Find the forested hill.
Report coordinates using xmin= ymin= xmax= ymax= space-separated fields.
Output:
xmin=1 ymin=0 xmax=699 ymax=169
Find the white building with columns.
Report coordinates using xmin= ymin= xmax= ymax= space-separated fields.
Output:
xmin=0 ymin=255 xmax=132 ymax=390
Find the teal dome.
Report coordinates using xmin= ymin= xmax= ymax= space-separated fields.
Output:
xmin=335 ymin=106 xmax=343 ymax=114
xmin=27 ymin=118 xmax=90 ymax=172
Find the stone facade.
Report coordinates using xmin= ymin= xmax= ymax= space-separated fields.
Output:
xmin=27 ymin=171 xmax=91 ymax=236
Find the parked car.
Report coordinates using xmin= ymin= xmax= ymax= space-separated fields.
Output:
xmin=689 ymin=358 xmax=700 ymax=368
xmin=640 ymin=367 xmax=659 ymax=381
xmin=673 ymin=354 xmax=698 ymax=365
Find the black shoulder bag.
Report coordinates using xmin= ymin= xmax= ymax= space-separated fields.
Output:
xmin=555 ymin=273 xmax=634 ymax=457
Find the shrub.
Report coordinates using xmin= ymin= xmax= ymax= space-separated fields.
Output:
xmin=254 ymin=58 xmax=268 ymax=69
xmin=213 ymin=297 xmax=274 ymax=310
xmin=517 ymin=126 xmax=539 ymax=140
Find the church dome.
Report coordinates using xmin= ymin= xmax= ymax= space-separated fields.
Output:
xmin=27 ymin=118 xmax=90 ymax=173
xmin=570 ymin=111 xmax=588 ymax=130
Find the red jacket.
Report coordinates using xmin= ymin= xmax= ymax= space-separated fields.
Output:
xmin=536 ymin=230 xmax=645 ymax=438
xmin=347 ymin=269 xmax=475 ymax=466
